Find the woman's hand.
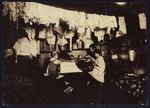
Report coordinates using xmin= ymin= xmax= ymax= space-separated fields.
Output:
xmin=85 ymin=55 xmax=95 ymax=62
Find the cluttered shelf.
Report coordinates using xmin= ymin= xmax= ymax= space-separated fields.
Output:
xmin=106 ymin=60 xmax=147 ymax=100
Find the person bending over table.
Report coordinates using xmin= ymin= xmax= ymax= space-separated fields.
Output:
xmin=44 ymin=51 xmax=75 ymax=94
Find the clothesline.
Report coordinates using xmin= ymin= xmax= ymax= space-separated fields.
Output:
xmin=3 ymin=2 xmax=118 ymax=31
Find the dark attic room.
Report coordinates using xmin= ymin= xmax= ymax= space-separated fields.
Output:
xmin=1 ymin=1 xmax=148 ymax=105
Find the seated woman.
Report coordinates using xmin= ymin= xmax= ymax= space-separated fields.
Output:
xmin=84 ymin=44 xmax=106 ymax=85
xmin=88 ymin=50 xmax=106 ymax=83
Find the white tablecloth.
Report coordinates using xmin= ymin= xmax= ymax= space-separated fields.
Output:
xmin=60 ymin=62 xmax=83 ymax=73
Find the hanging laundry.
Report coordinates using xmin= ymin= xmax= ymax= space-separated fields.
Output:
xmin=78 ymin=12 xmax=86 ymax=27
xmin=37 ymin=3 xmax=50 ymax=25
xmin=85 ymin=27 xmax=91 ymax=39
xmin=65 ymin=31 xmax=75 ymax=39
xmin=57 ymin=36 xmax=68 ymax=46
xmin=48 ymin=6 xmax=58 ymax=24
xmin=77 ymin=26 xmax=85 ymax=35
xmin=99 ymin=15 xmax=117 ymax=28
xmin=138 ymin=13 xmax=147 ymax=29
xmin=46 ymin=27 xmax=56 ymax=44
xmin=86 ymin=14 xmax=94 ymax=31
xmin=7 ymin=2 xmax=17 ymax=22
xmin=25 ymin=2 xmax=39 ymax=20
xmin=84 ymin=39 xmax=93 ymax=49
xmin=2 ymin=2 xmax=9 ymax=16
xmin=108 ymin=16 xmax=117 ymax=28
xmin=94 ymin=30 xmax=105 ymax=41
xmin=39 ymin=28 xmax=46 ymax=39
xmin=47 ymin=36 xmax=56 ymax=45
xmin=93 ymin=14 xmax=100 ymax=28
xmin=118 ymin=16 xmax=127 ymax=34
xmin=99 ymin=15 xmax=107 ymax=28
xmin=66 ymin=10 xmax=75 ymax=29
xmin=66 ymin=11 xmax=78 ymax=28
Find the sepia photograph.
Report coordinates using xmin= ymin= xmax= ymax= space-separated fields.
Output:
xmin=1 ymin=1 xmax=148 ymax=105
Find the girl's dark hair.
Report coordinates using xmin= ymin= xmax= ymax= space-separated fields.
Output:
xmin=89 ymin=44 xmax=96 ymax=51
xmin=89 ymin=44 xmax=102 ymax=55
xmin=95 ymin=49 xmax=101 ymax=55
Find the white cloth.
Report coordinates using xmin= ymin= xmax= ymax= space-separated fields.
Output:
xmin=47 ymin=36 xmax=56 ymax=44
xmin=118 ymin=16 xmax=127 ymax=34
xmin=46 ymin=28 xmax=56 ymax=44
xmin=57 ymin=37 xmax=68 ymax=46
xmin=8 ymin=2 xmax=17 ymax=22
xmin=94 ymin=30 xmax=105 ymax=41
xmin=85 ymin=28 xmax=91 ymax=39
xmin=39 ymin=28 xmax=46 ymax=39
xmin=78 ymin=12 xmax=86 ymax=27
xmin=68 ymin=11 xmax=78 ymax=29
xmin=13 ymin=37 xmax=38 ymax=57
xmin=60 ymin=62 xmax=83 ymax=73
xmin=37 ymin=3 xmax=50 ymax=25
xmin=4 ymin=2 xmax=118 ymax=29
xmin=88 ymin=56 xmax=105 ymax=83
xmin=25 ymin=2 xmax=39 ymax=19
xmin=77 ymin=26 xmax=85 ymax=34
xmin=138 ymin=13 xmax=147 ymax=29
xmin=84 ymin=39 xmax=93 ymax=49
xmin=65 ymin=31 xmax=75 ymax=39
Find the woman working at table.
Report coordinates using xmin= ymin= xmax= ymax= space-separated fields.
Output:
xmin=84 ymin=44 xmax=106 ymax=84
xmin=88 ymin=51 xmax=105 ymax=83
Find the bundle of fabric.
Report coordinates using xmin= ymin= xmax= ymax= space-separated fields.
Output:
xmin=46 ymin=26 xmax=56 ymax=45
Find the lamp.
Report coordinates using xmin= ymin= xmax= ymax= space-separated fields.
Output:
xmin=115 ymin=2 xmax=127 ymax=6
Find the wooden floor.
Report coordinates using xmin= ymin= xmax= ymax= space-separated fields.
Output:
xmin=2 ymin=56 xmax=146 ymax=105
xmin=2 ymin=72 xmax=143 ymax=105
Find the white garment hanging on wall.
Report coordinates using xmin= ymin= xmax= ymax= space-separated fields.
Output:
xmin=84 ymin=39 xmax=93 ymax=49
xmin=77 ymin=26 xmax=85 ymax=35
xmin=26 ymin=2 xmax=39 ymax=19
xmin=118 ymin=16 xmax=127 ymax=34
xmin=86 ymin=14 xmax=97 ymax=31
xmin=47 ymin=36 xmax=56 ymax=45
xmin=85 ymin=28 xmax=91 ymax=39
xmin=138 ymin=13 xmax=147 ymax=29
xmin=9 ymin=2 xmax=17 ymax=22
xmin=78 ymin=12 xmax=86 ymax=27
xmin=37 ymin=3 xmax=50 ymax=26
xmin=57 ymin=37 xmax=68 ymax=46
xmin=39 ymin=28 xmax=46 ymax=39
